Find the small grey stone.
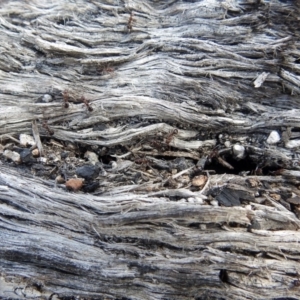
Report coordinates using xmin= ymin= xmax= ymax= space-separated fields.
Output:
xmin=61 ymin=151 xmax=69 ymax=159
xmin=173 ymin=157 xmax=193 ymax=171
xmin=76 ymin=165 xmax=99 ymax=180
xmin=216 ymin=188 xmax=241 ymax=207
xmin=83 ymin=181 xmax=100 ymax=193
xmin=286 ymin=196 xmax=300 ymax=205
xmin=196 ymin=157 xmax=207 ymax=169
xmin=20 ymin=149 xmax=35 ymax=163
xmin=250 ymin=219 xmax=261 ymax=230
xmin=66 ymin=143 xmax=76 ymax=150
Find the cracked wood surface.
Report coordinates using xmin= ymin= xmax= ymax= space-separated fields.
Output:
xmin=1 ymin=0 xmax=300 ymax=299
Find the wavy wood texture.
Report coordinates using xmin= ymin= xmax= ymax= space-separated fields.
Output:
xmin=1 ymin=0 xmax=300 ymax=299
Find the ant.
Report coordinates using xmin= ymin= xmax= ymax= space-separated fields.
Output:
xmin=105 ymin=66 xmax=114 ymax=73
xmin=293 ymin=279 xmax=300 ymax=288
xmin=103 ymin=65 xmax=114 ymax=74
xmin=135 ymin=157 xmax=151 ymax=166
xmin=165 ymin=129 xmax=178 ymax=145
xmin=62 ymin=90 xmax=69 ymax=108
xmin=127 ymin=11 xmax=134 ymax=32
xmin=81 ymin=96 xmax=93 ymax=112
xmin=150 ymin=140 xmax=166 ymax=152
xmin=42 ymin=120 xmax=54 ymax=135
xmin=97 ymin=65 xmax=115 ymax=76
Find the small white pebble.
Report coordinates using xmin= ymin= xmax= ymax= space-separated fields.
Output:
xmin=56 ymin=175 xmax=65 ymax=184
xmin=200 ymin=224 xmax=206 ymax=230
xmin=285 ymin=140 xmax=300 ymax=149
xmin=0 ymin=185 xmax=9 ymax=191
xmin=110 ymin=161 xmax=118 ymax=169
xmin=53 ymin=155 xmax=61 ymax=163
xmin=178 ymin=199 xmax=186 ymax=203
xmin=37 ymin=157 xmax=47 ymax=164
xmin=42 ymin=94 xmax=53 ymax=102
xmin=19 ymin=134 xmax=35 ymax=147
xmin=31 ymin=149 xmax=39 ymax=157
xmin=192 ymin=175 xmax=207 ymax=188
xmin=84 ymin=151 xmax=99 ymax=165
xmin=194 ymin=197 xmax=204 ymax=204
xmin=3 ymin=150 xmax=21 ymax=164
xmin=266 ymin=131 xmax=280 ymax=144
xmin=179 ymin=198 xmax=188 ymax=203
xmin=244 ymin=205 xmax=252 ymax=210
xmin=187 ymin=197 xmax=195 ymax=203
xmin=233 ymin=144 xmax=245 ymax=159
xmin=224 ymin=141 xmax=231 ymax=148
xmin=210 ymin=200 xmax=219 ymax=207
xmin=254 ymin=72 xmax=269 ymax=88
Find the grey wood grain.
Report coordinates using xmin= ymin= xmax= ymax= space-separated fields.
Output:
xmin=1 ymin=0 xmax=300 ymax=299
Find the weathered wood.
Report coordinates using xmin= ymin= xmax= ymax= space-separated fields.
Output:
xmin=1 ymin=166 xmax=300 ymax=299
xmin=1 ymin=0 xmax=300 ymax=299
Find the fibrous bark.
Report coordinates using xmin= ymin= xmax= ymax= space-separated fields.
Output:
xmin=1 ymin=0 xmax=300 ymax=299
